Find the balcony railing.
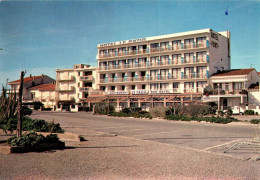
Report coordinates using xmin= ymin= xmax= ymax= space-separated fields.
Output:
xmin=80 ymin=76 xmax=93 ymax=81
xmin=79 ymin=87 xmax=93 ymax=92
xmin=98 ymin=41 xmax=208 ymax=59
xmin=99 ymin=73 xmax=207 ymax=84
xmin=56 ymin=86 xmax=75 ymax=92
xmin=57 ymin=76 xmax=75 ymax=82
xmin=99 ymin=58 xmax=207 ymax=71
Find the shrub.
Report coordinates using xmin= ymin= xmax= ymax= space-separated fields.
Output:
xmin=166 ymin=115 xmax=238 ymax=124
xmin=250 ymin=119 xmax=260 ymax=124
xmin=94 ymin=102 xmax=115 ymax=115
xmin=121 ymin=108 xmax=131 ymax=114
xmin=149 ymin=107 xmax=167 ymax=118
xmin=22 ymin=106 xmax=33 ymax=116
xmin=0 ymin=117 xmax=64 ymax=134
xmin=244 ymin=110 xmax=254 ymax=115
xmin=7 ymin=132 xmax=62 ymax=147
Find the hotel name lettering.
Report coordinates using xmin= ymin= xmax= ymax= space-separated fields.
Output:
xmin=100 ymin=38 xmax=146 ymax=47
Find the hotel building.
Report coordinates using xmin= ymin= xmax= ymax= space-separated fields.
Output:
xmin=91 ymin=29 xmax=231 ymax=109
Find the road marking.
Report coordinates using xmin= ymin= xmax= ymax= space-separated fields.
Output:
xmin=203 ymin=139 xmax=242 ymax=151
xmin=131 ymin=130 xmax=189 ymax=137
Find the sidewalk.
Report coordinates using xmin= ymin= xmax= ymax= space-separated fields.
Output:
xmin=1 ymin=127 xmax=260 ymax=179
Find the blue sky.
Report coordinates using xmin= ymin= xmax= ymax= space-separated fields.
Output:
xmin=0 ymin=0 xmax=259 ymax=87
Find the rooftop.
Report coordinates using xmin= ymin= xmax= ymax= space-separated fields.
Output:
xmin=98 ymin=28 xmax=229 ymax=48
xmin=9 ymin=75 xmax=45 ymax=84
xmin=211 ymin=68 xmax=255 ymax=77
xmin=30 ymin=83 xmax=56 ymax=91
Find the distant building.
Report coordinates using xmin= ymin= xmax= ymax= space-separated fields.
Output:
xmin=30 ymin=83 xmax=56 ymax=109
xmin=8 ymin=74 xmax=55 ymax=103
xmin=55 ymin=64 xmax=97 ymax=112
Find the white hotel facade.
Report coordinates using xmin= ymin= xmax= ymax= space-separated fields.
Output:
xmin=97 ymin=29 xmax=230 ymax=95
xmin=96 ymin=29 xmax=230 ymax=98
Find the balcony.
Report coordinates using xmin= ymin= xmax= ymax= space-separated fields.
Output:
xmin=79 ymin=87 xmax=93 ymax=92
xmin=97 ymin=41 xmax=208 ymax=59
xmin=80 ymin=76 xmax=93 ymax=81
xmin=56 ymin=86 xmax=75 ymax=92
xmin=99 ymin=58 xmax=208 ymax=72
xmin=57 ymin=76 xmax=75 ymax=82
xmin=183 ymin=73 xmax=207 ymax=79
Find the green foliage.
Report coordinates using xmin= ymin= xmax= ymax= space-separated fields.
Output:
xmin=166 ymin=115 xmax=238 ymax=124
xmin=149 ymin=107 xmax=167 ymax=118
xmin=225 ymin=107 xmax=233 ymax=117
xmin=109 ymin=110 xmax=152 ymax=119
xmin=121 ymin=108 xmax=131 ymax=114
xmin=250 ymin=119 xmax=260 ymax=124
xmin=94 ymin=102 xmax=115 ymax=115
xmin=244 ymin=110 xmax=255 ymax=115
xmin=0 ymin=117 xmax=64 ymax=134
xmin=7 ymin=132 xmax=61 ymax=147
xmin=22 ymin=106 xmax=33 ymax=116
xmin=0 ymin=87 xmax=17 ymax=123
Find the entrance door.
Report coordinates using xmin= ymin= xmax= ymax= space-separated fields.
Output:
xmin=223 ymin=99 xmax=228 ymax=110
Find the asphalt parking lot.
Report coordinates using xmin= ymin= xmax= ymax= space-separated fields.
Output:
xmin=31 ymin=111 xmax=260 ymax=160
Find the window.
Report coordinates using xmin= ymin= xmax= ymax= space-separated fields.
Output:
xmin=184 ymin=82 xmax=194 ymax=92
xmin=184 ymin=53 xmax=194 ymax=63
xmin=172 ymin=54 xmax=181 ymax=64
xmin=150 ymin=83 xmax=159 ymax=90
xmin=172 ymin=68 xmax=181 ymax=79
xmin=160 ymin=83 xmax=169 ymax=90
xmin=225 ymin=83 xmax=229 ymax=91
xmin=78 ymin=82 xmax=80 ymax=87
xmin=196 ymin=37 xmax=206 ymax=46
xmin=142 ymin=85 xmax=146 ymax=89
xmin=197 ymin=81 xmax=207 ymax=92
xmin=160 ymin=42 xmax=169 ymax=51
xmin=173 ymin=82 xmax=179 ymax=89
xmin=184 ymin=38 xmax=194 ymax=49
xmin=122 ymin=86 xmax=125 ymax=90
xmin=184 ymin=67 xmax=194 ymax=78
xmin=78 ymin=72 xmax=80 ymax=76
xmin=233 ymin=82 xmax=243 ymax=90
xmin=172 ymin=40 xmax=181 ymax=49
xmin=160 ymin=55 xmax=169 ymax=64
xmin=111 ymin=86 xmax=115 ymax=90
xmin=196 ymin=66 xmax=207 ymax=78
xmin=150 ymin=56 xmax=159 ymax=66
xmin=132 ymin=85 xmax=135 ymax=90
xmin=196 ymin=52 xmax=207 ymax=62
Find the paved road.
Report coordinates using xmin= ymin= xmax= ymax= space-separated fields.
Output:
xmin=31 ymin=111 xmax=260 ymax=160
xmin=1 ymin=111 xmax=260 ymax=179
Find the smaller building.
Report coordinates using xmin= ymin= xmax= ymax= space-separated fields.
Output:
xmin=203 ymin=68 xmax=260 ymax=114
xmin=30 ymin=83 xmax=56 ymax=109
xmin=8 ymin=74 xmax=55 ymax=102
xmin=55 ymin=64 xmax=97 ymax=112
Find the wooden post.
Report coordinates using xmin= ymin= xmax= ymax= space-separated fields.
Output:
xmin=17 ymin=71 xmax=24 ymax=137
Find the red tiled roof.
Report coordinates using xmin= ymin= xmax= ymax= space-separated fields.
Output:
xmin=9 ymin=75 xmax=45 ymax=84
xmin=211 ymin=68 xmax=255 ymax=77
xmin=30 ymin=84 xmax=56 ymax=91
xmin=258 ymin=72 xmax=260 ymax=76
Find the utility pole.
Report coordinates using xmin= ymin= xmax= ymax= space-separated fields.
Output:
xmin=17 ymin=71 xmax=25 ymax=137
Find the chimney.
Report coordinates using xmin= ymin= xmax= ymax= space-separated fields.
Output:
xmin=30 ymin=74 xmax=32 ymax=78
